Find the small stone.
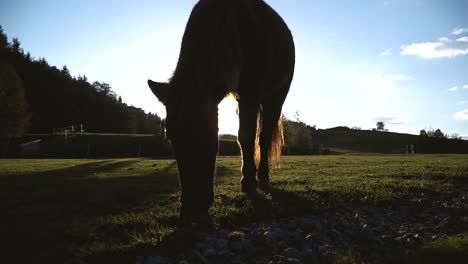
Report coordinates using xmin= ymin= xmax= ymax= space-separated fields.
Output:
xmin=285 ymin=258 xmax=303 ymax=264
xmin=300 ymin=218 xmax=322 ymax=232
xmin=287 ymin=221 xmax=298 ymax=230
xmin=143 ymin=256 xmax=170 ymax=264
xmin=215 ymin=238 xmax=228 ymax=249
xmin=303 ymin=249 xmax=320 ymax=264
xmin=203 ymin=247 xmax=216 ymax=257
xmin=64 ymin=258 xmax=88 ymax=264
xmin=228 ymin=230 xmax=245 ymax=240
xmin=283 ymin=247 xmax=302 ymax=260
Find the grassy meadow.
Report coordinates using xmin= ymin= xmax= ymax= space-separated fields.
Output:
xmin=1 ymin=155 xmax=467 ymax=263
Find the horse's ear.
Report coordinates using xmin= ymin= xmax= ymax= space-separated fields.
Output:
xmin=148 ymin=79 xmax=169 ymax=105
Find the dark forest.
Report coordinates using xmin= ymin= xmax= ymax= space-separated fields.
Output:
xmin=0 ymin=26 xmax=162 ymax=137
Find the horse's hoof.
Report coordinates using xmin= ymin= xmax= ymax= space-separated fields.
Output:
xmin=193 ymin=217 xmax=215 ymax=232
xmin=241 ymin=182 xmax=258 ymax=197
xmin=178 ymin=210 xmax=213 ymax=230
xmin=258 ymin=181 xmax=272 ymax=194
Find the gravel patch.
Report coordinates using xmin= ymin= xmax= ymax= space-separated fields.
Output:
xmin=139 ymin=189 xmax=468 ymax=264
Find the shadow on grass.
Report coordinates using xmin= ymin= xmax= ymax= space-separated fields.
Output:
xmin=0 ymin=160 xmax=179 ymax=264
xmin=215 ymin=164 xmax=238 ymax=178
xmin=219 ymin=185 xmax=325 ymax=227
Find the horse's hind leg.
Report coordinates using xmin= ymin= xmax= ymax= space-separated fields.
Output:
xmin=257 ymin=93 xmax=288 ymax=191
xmin=237 ymin=99 xmax=259 ymax=195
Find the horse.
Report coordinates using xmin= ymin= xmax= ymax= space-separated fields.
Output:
xmin=148 ymin=0 xmax=295 ymax=226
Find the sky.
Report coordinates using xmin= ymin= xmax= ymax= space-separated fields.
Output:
xmin=1 ymin=0 xmax=468 ymax=137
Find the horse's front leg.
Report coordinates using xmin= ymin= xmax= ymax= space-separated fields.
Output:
xmin=237 ymin=100 xmax=259 ymax=195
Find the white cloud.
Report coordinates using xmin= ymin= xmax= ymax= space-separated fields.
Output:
xmin=355 ymin=73 xmax=412 ymax=91
xmin=452 ymin=27 xmax=468 ymax=35
xmin=381 ymin=48 xmax=392 ymax=56
xmin=401 ymin=28 xmax=468 ymax=59
xmin=464 ymin=85 xmax=468 ymax=89
xmin=454 ymin=109 xmax=468 ymax=120
xmin=439 ymin=37 xmax=452 ymax=43
xmin=448 ymin=86 xmax=458 ymax=91
xmin=400 ymin=41 xmax=468 ymax=59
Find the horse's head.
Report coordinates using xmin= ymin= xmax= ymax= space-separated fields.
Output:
xmin=148 ymin=79 xmax=218 ymax=213
xmin=147 ymin=80 xmax=218 ymax=148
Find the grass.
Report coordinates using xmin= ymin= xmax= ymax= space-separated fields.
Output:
xmin=0 ymin=155 xmax=467 ymax=263
xmin=384 ymin=233 xmax=468 ymax=264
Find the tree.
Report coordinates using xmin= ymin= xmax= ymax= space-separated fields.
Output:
xmin=433 ymin=129 xmax=445 ymax=138
xmin=61 ymin=65 xmax=71 ymax=77
xmin=11 ymin=38 xmax=23 ymax=54
xmin=376 ymin=121 xmax=385 ymax=131
xmin=0 ymin=26 xmax=8 ymax=50
xmin=0 ymin=31 xmax=162 ymax=135
xmin=282 ymin=114 xmax=313 ymax=153
xmin=420 ymin=129 xmax=427 ymax=137
xmin=93 ymin=81 xmax=116 ymax=99
xmin=294 ymin=110 xmax=301 ymax=122
xmin=0 ymin=62 xmax=31 ymax=139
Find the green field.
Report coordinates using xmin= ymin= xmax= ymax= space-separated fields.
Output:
xmin=1 ymin=155 xmax=467 ymax=263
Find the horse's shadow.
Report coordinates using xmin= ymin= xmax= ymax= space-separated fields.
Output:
xmin=241 ymin=185 xmax=317 ymax=222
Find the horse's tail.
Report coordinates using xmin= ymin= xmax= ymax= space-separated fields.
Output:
xmin=255 ymin=111 xmax=284 ymax=167
xmin=269 ymin=116 xmax=284 ymax=167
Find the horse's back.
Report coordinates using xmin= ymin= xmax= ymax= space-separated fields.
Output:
xmin=236 ymin=0 xmax=295 ymax=97
xmin=175 ymin=0 xmax=294 ymax=100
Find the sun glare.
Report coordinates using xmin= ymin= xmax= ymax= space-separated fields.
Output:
xmin=218 ymin=95 xmax=239 ymax=135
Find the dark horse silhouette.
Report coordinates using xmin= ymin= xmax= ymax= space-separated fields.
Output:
xmin=148 ymin=0 xmax=295 ymax=225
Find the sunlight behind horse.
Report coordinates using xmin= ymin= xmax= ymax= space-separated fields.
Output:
xmin=218 ymin=95 xmax=239 ymax=135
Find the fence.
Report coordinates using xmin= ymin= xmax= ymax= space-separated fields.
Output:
xmin=52 ymin=124 xmax=84 ymax=143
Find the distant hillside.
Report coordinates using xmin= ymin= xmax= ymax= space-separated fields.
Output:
xmin=223 ymin=123 xmax=468 ymax=155
xmin=311 ymin=128 xmax=468 ymax=154
xmin=312 ymin=129 xmax=418 ymax=154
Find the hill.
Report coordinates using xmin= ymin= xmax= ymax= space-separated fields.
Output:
xmin=312 ymin=129 xmax=418 ymax=154
xmin=281 ymin=117 xmax=468 ymax=154
xmin=310 ymin=128 xmax=468 ymax=154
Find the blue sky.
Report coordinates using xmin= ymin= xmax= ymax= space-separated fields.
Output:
xmin=1 ymin=0 xmax=468 ymax=137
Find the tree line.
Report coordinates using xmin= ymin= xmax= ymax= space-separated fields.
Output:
xmin=0 ymin=25 xmax=162 ymax=139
